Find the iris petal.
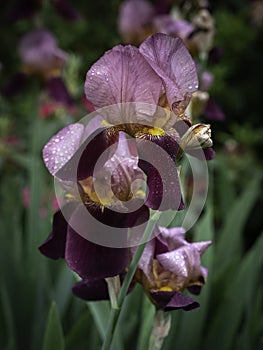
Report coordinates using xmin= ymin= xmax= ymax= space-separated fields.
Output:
xmin=72 ymin=278 xmax=109 ymax=301
xmin=139 ymin=33 xmax=198 ymax=123
xmin=136 ymin=133 xmax=184 ymax=211
xmin=43 ymin=123 xmax=84 ymax=176
xmin=150 ymin=290 xmax=200 ymax=311
xmin=39 ymin=203 xmax=76 ymax=259
xmin=85 ymin=45 xmax=162 ymax=125
xmin=65 ymin=225 xmax=128 ymax=279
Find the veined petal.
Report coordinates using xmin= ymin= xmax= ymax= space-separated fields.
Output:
xmin=43 ymin=123 xmax=84 ymax=176
xmin=65 ymin=225 xmax=128 ymax=279
xmin=85 ymin=45 xmax=162 ymax=124
xmin=150 ymin=290 xmax=199 ymax=311
xmin=139 ymin=33 xmax=198 ymax=121
xmin=136 ymin=133 xmax=184 ymax=210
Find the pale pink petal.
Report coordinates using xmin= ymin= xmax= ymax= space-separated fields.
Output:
xmin=43 ymin=123 xmax=84 ymax=175
xmin=84 ymin=45 xmax=162 ymax=125
xmin=139 ymin=33 xmax=198 ymax=119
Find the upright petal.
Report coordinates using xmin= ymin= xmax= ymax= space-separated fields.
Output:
xmin=84 ymin=45 xmax=162 ymax=125
xmin=139 ymin=33 xmax=198 ymax=122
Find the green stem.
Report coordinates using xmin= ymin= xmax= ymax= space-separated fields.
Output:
xmin=101 ymin=211 xmax=161 ymax=350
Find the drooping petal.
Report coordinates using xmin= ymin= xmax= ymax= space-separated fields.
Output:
xmin=136 ymin=133 xmax=184 ymax=211
xmin=65 ymin=225 xmax=128 ymax=279
xmin=38 ymin=203 xmax=76 ymax=259
xmin=42 ymin=123 xmax=84 ymax=176
xmin=72 ymin=278 xmax=109 ymax=301
xmin=139 ymin=33 xmax=198 ymax=122
xmin=84 ymin=45 xmax=162 ymax=125
xmin=150 ymin=290 xmax=200 ymax=311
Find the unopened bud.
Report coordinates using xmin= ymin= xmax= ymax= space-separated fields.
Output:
xmin=181 ymin=123 xmax=213 ymax=150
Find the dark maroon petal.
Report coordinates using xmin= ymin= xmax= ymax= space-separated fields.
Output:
xmin=150 ymin=291 xmax=200 ymax=311
xmin=72 ymin=278 xmax=109 ymax=301
xmin=186 ymin=147 xmax=215 ymax=160
xmin=46 ymin=77 xmax=74 ymax=106
xmin=154 ymin=235 xmax=169 ymax=255
xmin=204 ymin=98 xmax=225 ymax=121
xmin=65 ymin=225 xmax=128 ymax=279
xmin=87 ymin=202 xmax=149 ymax=229
xmin=136 ymin=134 xmax=184 ymax=211
xmin=187 ymin=285 xmax=202 ymax=295
xmin=39 ymin=203 xmax=76 ymax=259
xmin=52 ymin=0 xmax=81 ymax=21
xmin=56 ymin=126 xmax=119 ymax=181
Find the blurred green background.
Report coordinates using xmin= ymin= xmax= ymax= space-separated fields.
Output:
xmin=0 ymin=0 xmax=262 ymax=349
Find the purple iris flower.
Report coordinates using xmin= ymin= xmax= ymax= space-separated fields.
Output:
xmin=153 ymin=15 xmax=194 ymax=41
xmin=72 ymin=225 xmax=211 ymax=311
xmin=134 ymin=226 xmax=211 ymax=311
xmin=40 ymin=123 xmax=149 ymax=279
xmin=16 ymin=29 xmax=73 ymax=105
xmin=118 ymin=0 xmax=155 ymax=45
xmin=1 ymin=29 xmax=73 ymax=105
xmin=82 ymin=33 xmax=214 ymax=210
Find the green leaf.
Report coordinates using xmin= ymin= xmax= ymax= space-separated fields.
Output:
xmin=42 ymin=301 xmax=65 ymax=350
xmin=215 ymin=173 xmax=261 ymax=274
xmin=204 ymin=232 xmax=263 ymax=350
xmin=136 ymin=292 xmax=155 ymax=350
xmin=87 ymin=301 xmax=110 ymax=340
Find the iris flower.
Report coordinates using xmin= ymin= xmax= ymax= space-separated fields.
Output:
xmin=40 ymin=125 xmax=149 ymax=280
xmin=1 ymin=29 xmax=73 ymax=106
xmin=134 ymin=226 xmax=211 ymax=311
xmin=82 ymin=33 xmax=214 ymax=210
xmin=72 ymin=225 xmax=211 ymax=311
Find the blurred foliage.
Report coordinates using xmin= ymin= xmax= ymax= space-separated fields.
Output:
xmin=0 ymin=0 xmax=263 ymax=349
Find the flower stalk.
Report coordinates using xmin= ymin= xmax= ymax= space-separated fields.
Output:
xmin=101 ymin=211 xmax=161 ymax=350
xmin=148 ymin=310 xmax=171 ymax=350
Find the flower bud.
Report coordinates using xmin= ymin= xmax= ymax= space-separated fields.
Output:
xmin=181 ymin=123 xmax=213 ymax=150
